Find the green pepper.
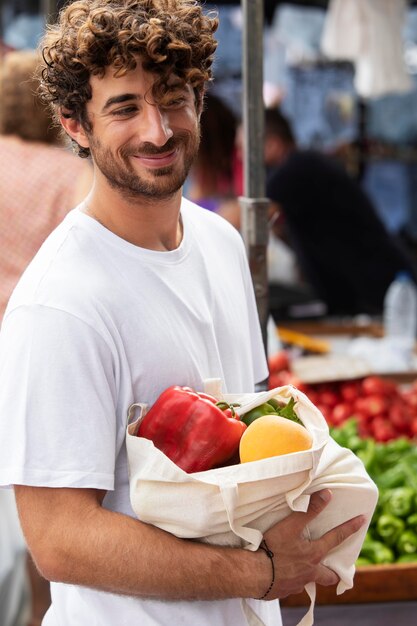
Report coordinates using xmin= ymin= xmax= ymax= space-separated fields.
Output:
xmin=376 ymin=514 xmax=405 ymax=546
xmin=360 ymin=538 xmax=395 ymax=564
xmin=384 ymin=487 xmax=416 ymax=518
xmin=356 ymin=438 xmax=377 ymax=470
xmin=267 ymin=398 xmax=281 ymax=411
xmin=242 ymin=402 xmax=277 ymax=426
xmin=397 ymin=530 xmax=417 ymax=556
xmin=376 ymin=466 xmax=408 ymax=490
xmin=406 ymin=513 xmax=417 ymax=533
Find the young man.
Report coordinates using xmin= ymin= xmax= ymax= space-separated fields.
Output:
xmin=0 ymin=2 xmax=364 ymax=625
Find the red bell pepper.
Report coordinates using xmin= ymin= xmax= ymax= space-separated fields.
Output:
xmin=137 ymin=385 xmax=246 ymax=472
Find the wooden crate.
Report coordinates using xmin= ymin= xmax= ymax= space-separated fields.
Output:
xmin=280 ymin=564 xmax=417 ymax=607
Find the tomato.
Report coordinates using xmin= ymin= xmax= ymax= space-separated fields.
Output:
xmin=355 ymin=394 xmax=388 ymax=418
xmin=268 ymin=350 xmax=290 ymax=374
xmin=371 ymin=416 xmax=396 ymax=442
xmin=357 ymin=420 xmax=372 ymax=438
xmin=388 ymin=402 xmax=412 ymax=434
xmin=340 ymin=381 xmax=359 ymax=403
xmin=316 ymin=403 xmax=332 ymax=423
xmin=402 ymin=390 xmax=417 ymax=410
xmin=318 ymin=390 xmax=339 ymax=409
xmin=304 ymin=389 xmax=319 ymax=406
xmin=268 ymin=371 xmax=290 ymax=389
xmin=332 ymin=402 xmax=354 ymax=426
xmin=411 ymin=417 xmax=417 ymax=437
xmin=361 ymin=376 xmax=398 ymax=398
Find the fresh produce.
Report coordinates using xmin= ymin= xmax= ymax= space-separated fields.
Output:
xmin=330 ymin=419 xmax=417 ymax=564
xmin=138 ymin=386 xmax=246 ymax=473
xmin=239 ymin=413 xmax=313 ymax=463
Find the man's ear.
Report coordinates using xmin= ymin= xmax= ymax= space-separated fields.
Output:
xmin=59 ymin=110 xmax=90 ymax=149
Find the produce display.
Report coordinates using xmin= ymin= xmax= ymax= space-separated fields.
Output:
xmin=267 ymin=348 xmax=417 ymax=566
xmin=331 ymin=419 xmax=417 ymax=565
xmin=268 ymin=351 xmax=417 ymax=442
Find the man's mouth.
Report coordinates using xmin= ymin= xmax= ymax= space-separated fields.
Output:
xmin=131 ymin=148 xmax=179 ymax=168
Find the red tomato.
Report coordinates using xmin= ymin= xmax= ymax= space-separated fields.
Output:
xmin=371 ymin=416 xmax=396 ymax=442
xmin=354 ymin=394 xmax=388 ymax=418
xmin=268 ymin=350 xmax=290 ymax=374
xmin=340 ymin=381 xmax=360 ymax=403
xmin=411 ymin=417 xmax=417 ymax=437
xmin=316 ymin=403 xmax=332 ymax=423
xmin=332 ymin=402 xmax=354 ymax=426
xmin=318 ymin=390 xmax=340 ymax=409
xmin=304 ymin=389 xmax=319 ymax=406
xmin=388 ymin=403 xmax=412 ymax=434
xmin=268 ymin=371 xmax=290 ymax=389
xmin=357 ymin=420 xmax=372 ymax=438
xmin=402 ymin=389 xmax=417 ymax=409
xmin=361 ymin=376 xmax=398 ymax=398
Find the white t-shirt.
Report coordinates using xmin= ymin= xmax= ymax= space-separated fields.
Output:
xmin=0 ymin=199 xmax=280 ymax=626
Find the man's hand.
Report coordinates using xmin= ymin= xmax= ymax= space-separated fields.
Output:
xmin=261 ymin=489 xmax=365 ymax=599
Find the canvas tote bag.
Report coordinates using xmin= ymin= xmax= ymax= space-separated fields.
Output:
xmin=126 ymin=382 xmax=378 ymax=626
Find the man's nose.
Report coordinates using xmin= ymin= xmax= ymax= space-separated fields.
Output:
xmin=140 ymin=102 xmax=174 ymax=147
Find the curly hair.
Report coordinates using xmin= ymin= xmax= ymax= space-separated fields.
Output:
xmin=39 ymin=0 xmax=218 ymax=157
xmin=0 ymin=50 xmax=61 ymax=144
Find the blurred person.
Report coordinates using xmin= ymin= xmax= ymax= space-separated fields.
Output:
xmin=0 ymin=48 xmax=92 ymax=626
xmin=185 ymin=91 xmax=240 ymax=211
xmin=212 ymin=113 xmax=301 ymax=290
xmin=264 ymin=107 xmax=417 ymax=315
xmin=0 ymin=49 xmax=92 ymax=319
xmin=0 ymin=2 xmax=364 ymax=626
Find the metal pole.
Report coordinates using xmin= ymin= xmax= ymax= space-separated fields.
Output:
xmin=240 ymin=0 xmax=270 ymax=363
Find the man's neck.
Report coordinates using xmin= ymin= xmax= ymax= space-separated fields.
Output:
xmin=82 ymin=181 xmax=184 ymax=251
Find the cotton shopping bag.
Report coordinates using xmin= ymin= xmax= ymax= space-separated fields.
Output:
xmin=126 ymin=382 xmax=378 ymax=626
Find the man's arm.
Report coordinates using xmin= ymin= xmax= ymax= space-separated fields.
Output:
xmin=14 ymin=485 xmax=364 ymax=601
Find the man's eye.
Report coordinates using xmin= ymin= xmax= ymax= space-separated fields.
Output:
xmin=163 ymin=98 xmax=186 ymax=109
xmin=111 ymin=106 xmax=138 ymax=116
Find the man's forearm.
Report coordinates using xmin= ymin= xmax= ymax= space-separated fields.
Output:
xmin=14 ymin=486 xmax=269 ymax=601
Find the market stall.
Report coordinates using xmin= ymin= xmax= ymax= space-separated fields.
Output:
xmin=267 ymin=317 xmax=417 ymax=619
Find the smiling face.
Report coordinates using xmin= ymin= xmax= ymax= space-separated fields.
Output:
xmin=69 ymin=59 xmax=201 ymax=201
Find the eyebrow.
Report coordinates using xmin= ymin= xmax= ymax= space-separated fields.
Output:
xmin=102 ymin=93 xmax=140 ymax=112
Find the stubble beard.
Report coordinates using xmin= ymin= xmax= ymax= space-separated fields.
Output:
xmin=88 ymin=130 xmax=200 ymax=201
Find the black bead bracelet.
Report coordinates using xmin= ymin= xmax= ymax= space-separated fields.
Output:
xmin=258 ymin=539 xmax=275 ymax=600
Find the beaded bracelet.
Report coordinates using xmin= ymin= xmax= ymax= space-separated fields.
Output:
xmin=258 ymin=539 xmax=275 ymax=600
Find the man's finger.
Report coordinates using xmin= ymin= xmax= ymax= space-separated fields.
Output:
xmin=315 ymin=564 xmax=339 ymax=587
xmin=316 ymin=514 xmax=366 ymax=555
xmin=284 ymin=489 xmax=333 ymax=534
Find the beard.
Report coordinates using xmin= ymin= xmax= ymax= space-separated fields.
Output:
xmin=88 ymin=129 xmax=200 ymax=201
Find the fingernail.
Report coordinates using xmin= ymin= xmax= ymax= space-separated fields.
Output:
xmin=319 ymin=489 xmax=331 ymax=503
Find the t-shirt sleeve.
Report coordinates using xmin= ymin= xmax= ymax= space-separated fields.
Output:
xmin=0 ymin=305 xmax=118 ymax=489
